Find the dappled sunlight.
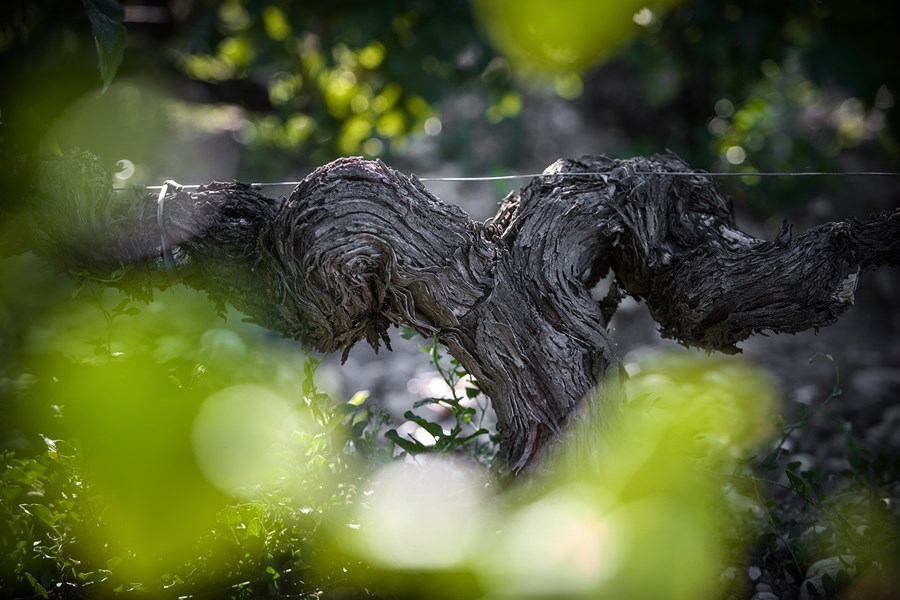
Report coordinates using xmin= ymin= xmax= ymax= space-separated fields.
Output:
xmin=176 ymin=7 xmax=439 ymax=158
xmin=481 ymin=484 xmax=626 ymax=596
xmin=3 ymin=0 xmax=899 ymax=596
xmin=483 ymin=490 xmax=722 ymax=599
xmin=704 ymin=56 xmax=896 ymax=186
xmin=350 ymin=457 xmax=492 ymax=570
xmin=473 ymin=352 xmax=779 ymax=598
xmin=191 ymin=384 xmax=310 ymax=499
xmin=3 ymin=239 xmax=897 ymax=596
xmin=326 ymin=352 xmax=784 ymax=599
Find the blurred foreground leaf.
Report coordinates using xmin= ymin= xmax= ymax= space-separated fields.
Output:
xmin=473 ymin=0 xmax=680 ymax=74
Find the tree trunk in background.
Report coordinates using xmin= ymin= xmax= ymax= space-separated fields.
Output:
xmin=23 ymin=151 xmax=900 ymax=473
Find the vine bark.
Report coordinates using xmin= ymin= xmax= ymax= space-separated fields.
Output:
xmin=23 ymin=152 xmax=900 ymax=472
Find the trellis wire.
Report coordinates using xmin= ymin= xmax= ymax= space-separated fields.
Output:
xmin=148 ymin=170 xmax=896 ymax=272
xmin=123 ymin=169 xmax=899 ymax=193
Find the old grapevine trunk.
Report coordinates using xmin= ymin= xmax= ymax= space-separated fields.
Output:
xmin=25 ymin=152 xmax=900 ymax=472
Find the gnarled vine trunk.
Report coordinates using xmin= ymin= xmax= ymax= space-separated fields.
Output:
xmin=24 ymin=152 xmax=900 ymax=473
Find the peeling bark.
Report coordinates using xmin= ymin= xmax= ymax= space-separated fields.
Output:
xmin=23 ymin=151 xmax=900 ymax=473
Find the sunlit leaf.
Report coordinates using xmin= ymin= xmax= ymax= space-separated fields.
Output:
xmin=403 ymin=411 xmax=444 ymax=438
xmin=19 ymin=504 xmax=58 ymax=529
xmin=348 ymin=390 xmax=369 ymax=406
xmin=24 ymin=573 xmax=49 ymax=599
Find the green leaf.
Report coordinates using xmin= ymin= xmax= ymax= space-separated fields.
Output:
xmin=348 ymin=390 xmax=369 ymax=406
xmin=248 ymin=518 xmax=262 ymax=537
xmin=217 ymin=505 xmax=241 ymax=527
xmin=456 ymin=428 xmax=490 ymax=443
xmin=403 ymin=411 xmax=443 ymax=438
xmin=20 ymin=504 xmax=58 ymax=529
xmin=40 ymin=435 xmax=58 ymax=455
xmin=2 ymin=485 xmax=22 ymax=502
xmin=759 ymin=451 xmax=779 ymax=470
xmin=41 ymin=436 xmax=76 ymax=461
xmin=351 ymin=418 xmax=368 ymax=438
xmin=112 ymin=297 xmax=130 ymax=313
xmin=785 ymin=469 xmax=806 ymax=492
xmin=83 ymin=0 xmax=128 ymax=92
xmin=413 ymin=397 xmax=440 ymax=408
xmin=465 ymin=386 xmax=481 ymax=399
xmin=25 ymin=573 xmax=49 ymax=599
xmin=385 ymin=429 xmax=427 ymax=454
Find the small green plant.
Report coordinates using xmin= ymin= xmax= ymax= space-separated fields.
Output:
xmin=0 ymin=437 xmax=112 ymax=598
xmin=385 ymin=330 xmax=498 ymax=465
xmin=77 ymin=281 xmax=141 ymax=358
xmin=127 ymin=356 xmax=390 ymax=598
xmin=758 ymin=354 xmax=841 ymax=472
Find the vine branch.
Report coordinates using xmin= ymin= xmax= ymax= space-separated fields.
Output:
xmin=22 ymin=151 xmax=900 ymax=472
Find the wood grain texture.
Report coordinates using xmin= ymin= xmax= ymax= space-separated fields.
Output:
xmin=26 ymin=151 xmax=900 ymax=473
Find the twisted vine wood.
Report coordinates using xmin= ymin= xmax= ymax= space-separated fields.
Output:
xmin=26 ymin=151 xmax=900 ymax=473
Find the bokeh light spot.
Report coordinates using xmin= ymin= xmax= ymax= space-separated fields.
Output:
xmin=191 ymin=384 xmax=302 ymax=498
xmin=715 ymin=98 xmax=735 ymax=118
xmin=485 ymin=486 xmax=624 ymax=595
xmin=424 ymin=116 xmax=443 ymax=135
xmin=725 ymin=145 xmax=746 ymax=165
xmin=554 ymin=72 xmax=584 ymax=99
xmin=353 ymin=457 xmax=490 ymax=570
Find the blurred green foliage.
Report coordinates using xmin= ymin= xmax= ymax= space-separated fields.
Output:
xmin=0 ymin=0 xmax=516 ymax=169
xmin=0 ymin=248 xmax=388 ymax=595
xmin=173 ymin=0 xmax=507 ymax=161
xmin=473 ymin=0 xmax=681 ymax=74
xmin=2 ymin=0 xmax=897 ymax=208
xmin=6 ymin=305 xmax=897 ymax=598
xmin=618 ymin=0 xmax=899 ymax=212
xmin=2 ymin=1 xmax=900 ymax=598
